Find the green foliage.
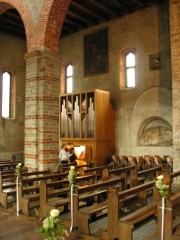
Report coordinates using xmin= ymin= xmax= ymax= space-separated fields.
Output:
xmin=155 ymin=175 xmax=169 ymax=198
xmin=67 ymin=166 xmax=78 ymax=186
xmin=15 ymin=163 xmax=22 ymax=177
xmin=38 ymin=210 xmax=68 ymax=240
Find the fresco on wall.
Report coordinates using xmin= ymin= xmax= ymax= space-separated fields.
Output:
xmin=84 ymin=28 xmax=108 ymax=76
xmin=139 ymin=119 xmax=172 ymax=146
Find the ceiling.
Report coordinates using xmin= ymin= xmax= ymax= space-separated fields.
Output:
xmin=0 ymin=0 xmax=165 ymax=40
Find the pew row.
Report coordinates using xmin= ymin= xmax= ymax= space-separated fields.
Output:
xmin=101 ymin=181 xmax=157 ymax=240
xmin=16 ymin=174 xmax=96 ymax=217
xmin=39 ymin=174 xmax=97 ymax=219
xmin=0 ymin=172 xmax=68 ymax=209
xmin=73 ymin=176 xmax=127 ymax=235
xmin=59 ymin=162 xmax=92 ymax=173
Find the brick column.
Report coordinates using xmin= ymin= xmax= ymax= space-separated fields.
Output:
xmin=170 ymin=0 xmax=180 ymax=173
xmin=24 ymin=50 xmax=60 ymax=171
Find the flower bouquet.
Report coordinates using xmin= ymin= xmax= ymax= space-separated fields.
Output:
xmin=67 ymin=166 xmax=78 ymax=231
xmin=67 ymin=166 xmax=78 ymax=192
xmin=155 ymin=175 xmax=169 ymax=199
xmin=155 ymin=175 xmax=169 ymax=240
xmin=15 ymin=163 xmax=22 ymax=177
xmin=38 ymin=209 xmax=68 ymax=240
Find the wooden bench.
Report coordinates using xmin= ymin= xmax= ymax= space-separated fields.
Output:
xmin=0 ymin=171 xmax=67 ymax=209
xmin=73 ymin=176 xmax=126 ymax=235
xmin=0 ymin=162 xmax=20 ymax=171
xmin=16 ymin=173 xmax=96 ymax=217
xmin=158 ymin=192 xmax=180 ymax=240
xmin=101 ymin=181 xmax=157 ymax=240
xmin=102 ymin=165 xmax=135 ymax=181
xmin=102 ymin=166 xmax=145 ymax=200
xmin=59 ymin=162 xmax=92 ymax=173
xmin=39 ymin=174 xmax=97 ymax=219
xmin=137 ymin=166 xmax=162 ymax=180
xmin=0 ymin=169 xmax=51 ymax=192
xmin=78 ymin=164 xmax=113 ymax=178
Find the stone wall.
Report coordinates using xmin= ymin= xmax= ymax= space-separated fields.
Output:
xmin=0 ymin=33 xmax=26 ymax=160
xmin=170 ymin=0 xmax=180 ymax=173
xmin=0 ymin=1 xmax=174 ymax=168
xmin=59 ymin=4 xmax=172 ymax=157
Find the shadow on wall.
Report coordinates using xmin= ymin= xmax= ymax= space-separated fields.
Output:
xmin=139 ymin=118 xmax=172 ymax=146
xmin=0 ymin=117 xmax=5 ymax=148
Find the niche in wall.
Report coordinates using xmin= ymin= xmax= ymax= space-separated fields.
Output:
xmin=139 ymin=117 xmax=172 ymax=146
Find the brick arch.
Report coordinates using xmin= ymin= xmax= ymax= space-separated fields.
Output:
xmin=0 ymin=0 xmax=33 ymax=52
xmin=39 ymin=0 xmax=71 ymax=51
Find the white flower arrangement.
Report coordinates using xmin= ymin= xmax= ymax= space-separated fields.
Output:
xmin=155 ymin=175 xmax=169 ymax=199
xmin=38 ymin=209 xmax=68 ymax=240
xmin=15 ymin=163 xmax=22 ymax=177
xmin=67 ymin=166 xmax=78 ymax=188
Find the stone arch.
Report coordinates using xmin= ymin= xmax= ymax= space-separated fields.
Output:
xmin=130 ymin=87 xmax=172 ymax=155
xmin=39 ymin=0 xmax=71 ymax=51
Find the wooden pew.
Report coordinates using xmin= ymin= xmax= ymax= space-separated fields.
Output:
xmin=78 ymin=164 xmax=113 ymax=177
xmin=102 ymin=166 xmax=145 ymax=195
xmin=137 ymin=166 xmax=162 ymax=180
xmin=73 ymin=176 xmax=126 ymax=235
xmin=0 ymin=169 xmax=16 ymax=175
xmin=16 ymin=173 xmax=95 ymax=216
xmin=58 ymin=162 xmax=92 ymax=173
xmin=39 ymin=174 xmax=96 ymax=219
xmin=0 ymin=162 xmax=20 ymax=171
xmin=0 ymin=171 xmax=67 ymax=209
xmin=0 ymin=169 xmax=51 ymax=193
xmin=101 ymin=165 xmax=135 ymax=182
xmin=108 ymin=165 xmax=135 ymax=178
xmin=158 ymin=192 xmax=180 ymax=240
xmin=101 ymin=181 xmax=157 ymax=240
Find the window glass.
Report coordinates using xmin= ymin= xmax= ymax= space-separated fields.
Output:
xmin=125 ymin=52 xmax=136 ymax=88
xmin=126 ymin=68 xmax=135 ymax=88
xmin=67 ymin=64 xmax=73 ymax=77
xmin=126 ymin=53 xmax=135 ymax=67
xmin=66 ymin=64 xmax=73 ymax=93
xmin=2 ymin=72 xmax=11 ymax=118
xmin=66 ymin=77 xmax=72 ymax=93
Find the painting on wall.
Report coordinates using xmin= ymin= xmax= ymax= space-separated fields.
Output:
xmin=84 ymin=28 xmax=108 ymax=76
xmin=139 ymin=118 xmax=172 ymax=146
xmin=149 ymin=53 xmax=161 ymax=70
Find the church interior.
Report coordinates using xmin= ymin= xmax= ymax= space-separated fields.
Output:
xmin=0 ymin=0 xmax=180 ymax=239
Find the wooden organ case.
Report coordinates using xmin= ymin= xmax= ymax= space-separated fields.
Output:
xmin=59 ymin=89 xmax=115 ymax=166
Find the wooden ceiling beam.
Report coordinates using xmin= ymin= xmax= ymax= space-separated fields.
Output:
xmin=67 ymin=10 xmax=94 ymax=24
xmin=70 ymin=1 xmax=106 ymax=21
xmin=0 ymin=16 xmax=24 ymax=29
xmin=0 ymin=23 xmax=25 ymax=37
xmin=62 ymin=23 xmax=78 ymax=33
xmin=116 ymin=0 xmax=134 ymax=11
xmin=4 ymin=10 xmax=22 ymax=21
xmin=88 ymin=0 xmax=119 ymax=18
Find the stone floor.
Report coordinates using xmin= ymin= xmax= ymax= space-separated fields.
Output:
xmin=0 ymin=183 xmax=179 ymax=240
xmin=0 ymin=209 xmax=159 ymax=240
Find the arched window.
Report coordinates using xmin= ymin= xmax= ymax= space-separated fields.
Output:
xmin=120 ymin=48 xmax=136 ymax=89
xmin=125 ymin=52 xmax=136 ymax=88
xmin=65 ymin=63 xmax=73 ymax=93
xmin=1 ymin=70 xmax=15 ymax=118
